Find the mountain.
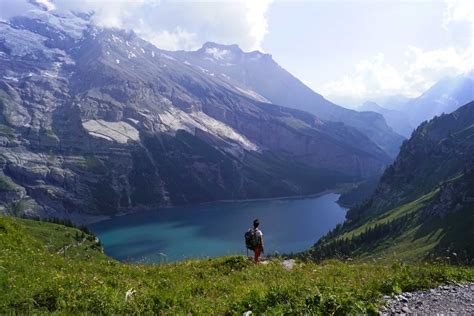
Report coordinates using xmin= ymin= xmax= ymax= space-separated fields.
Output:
xmin=360 ymin=73 xmax=473 ymax=137
xmin=377 ymin=74 xmax=474 ymax=128
xmin=372 ymin=95 xmax=411 ymax=111
xmin=404 ymin=73 xmax=474 ymax=127
xmin=172 ymin=42 xmax=405 ymax=158
xmin=360 ymin=101 xmax=413 ymax=137
xmin=305 ymin=101 xmax=474 ymax=262
xmin=0 ymin=9 xmax=391 ymax=220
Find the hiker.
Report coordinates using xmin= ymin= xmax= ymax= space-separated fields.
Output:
xmin=245 ymin=219 xmax=264 ymax=263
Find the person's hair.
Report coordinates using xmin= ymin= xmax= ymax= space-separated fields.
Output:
xmin=253 ymin=219 xmax=260 ymax=228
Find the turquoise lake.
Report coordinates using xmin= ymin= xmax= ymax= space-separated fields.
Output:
xmin=89 ymin=193 xmax=347 ymax=263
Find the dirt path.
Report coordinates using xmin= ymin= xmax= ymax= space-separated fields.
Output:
xmin=56 ymin=238 xmax=87 ymax=255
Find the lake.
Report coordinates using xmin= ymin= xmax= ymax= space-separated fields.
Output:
xmin=89 ymin=193 xmax=347 ymax=263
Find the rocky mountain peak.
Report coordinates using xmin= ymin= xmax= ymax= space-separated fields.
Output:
xmin=201 ymin=41 xmax=241 ymax=53
xmin=196 ymin=41 xmax=272 ymax=63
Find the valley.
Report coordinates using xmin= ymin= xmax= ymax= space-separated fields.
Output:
xmin=0 ymin=1 xmax=473 ymax=314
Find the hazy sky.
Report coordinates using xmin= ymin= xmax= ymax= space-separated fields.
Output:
xmin=264 ymin=1 xmax=472 ymax=105
xmin=1 ymin=0 xmax=473 ymax=106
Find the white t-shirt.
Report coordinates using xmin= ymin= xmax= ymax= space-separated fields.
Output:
xmin=252 ymin=228 xmax=263 ymax=241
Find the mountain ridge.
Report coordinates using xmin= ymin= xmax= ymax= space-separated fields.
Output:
xmin=172 ymin=42 xmax=405 ymax=158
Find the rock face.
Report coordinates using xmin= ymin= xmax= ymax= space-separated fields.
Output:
xmin=422 ymin=159 xmax=474 ymax=219
xmin=0 ymin=8 xmax=392 ymax=219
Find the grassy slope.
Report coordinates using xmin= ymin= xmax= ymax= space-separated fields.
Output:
xmin=310 ymin=178 xmax=474 ymax=263
xmin=337 ymin=190 xmax=438 ymax=242
xmin=1 ymin=215 xmax=474 ymax=314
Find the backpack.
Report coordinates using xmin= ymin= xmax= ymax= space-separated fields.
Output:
xmin=245 ymin=229 xmax=260 ymax=250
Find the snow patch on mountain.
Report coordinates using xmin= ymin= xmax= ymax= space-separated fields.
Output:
xmin=0 ymin=21 xmax=74 ymax=67
xmin=2 ymin=76 xmax=19 ymax=82
xmin=234 ymin=86 xmax=269 ymax=103
xmin=82 ymin=120 xmax=140 ymax=144
xmin=161 ymin=53 xmax=176 ymax=61
xmin=111 ymin=34 xmax=122 ymax=44
xmin=205 ymin=47 xmax=230 ymax=60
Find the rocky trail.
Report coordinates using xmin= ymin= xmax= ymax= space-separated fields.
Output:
xmin=56 ymin=238 xmax=87 ymax=255
xmin=381 ymin=282 xmax=474 ymax=315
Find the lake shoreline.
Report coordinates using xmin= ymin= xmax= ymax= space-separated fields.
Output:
xmin=84 ymin=189 xmax=345 ymax=226
xmin=200 ymin=189 xmax=337 ymax=204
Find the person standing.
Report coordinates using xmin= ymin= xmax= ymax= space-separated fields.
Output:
xmin=245 ymin=219 xmax=264 ymax=263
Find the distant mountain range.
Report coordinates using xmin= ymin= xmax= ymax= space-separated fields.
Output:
xmin=0 ymin=8 xmax=398 ymax=219
xmin=307 ymin=101 xmax=474 ymax=263
xmin=359 ymin=101 xmax=413 ymax=137
xmin=362 ymin=72 xmax=474 ymax=137
xmin=404 ymin=72 xmax=474 ymax=127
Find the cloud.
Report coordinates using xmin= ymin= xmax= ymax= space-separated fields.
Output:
xmin=0 ymin=0 xmax=36 ymax=20
xmin=443 ymin=0 xmax=474 ymax=28
xmin=38 ymin=0 xmax=271 ymax=52
xmin=1 ymin=0 xmax=273 ymax=51
xmin=245 ymin=0 xmax=273 ymax=51
xmin=320 ymin=44 xmax=473 ymax=101
xmin=320 ymin=0 xmax=473 ymax=103
xmin=34 ymin=0 xmax=55 ymax=11
xmin=140 ymin=26 xmax=200 ymax=52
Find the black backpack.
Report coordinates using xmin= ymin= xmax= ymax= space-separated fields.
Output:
xmin=245 ymin=229 xmax=260 ymax=250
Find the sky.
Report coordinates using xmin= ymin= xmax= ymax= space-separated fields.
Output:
xmin=1 ymin=0 xmax=473 ymax=107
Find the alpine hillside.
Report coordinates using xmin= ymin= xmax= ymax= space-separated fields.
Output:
xmin=306 ymin=101 xmax=474 ymax=263
xmin=2 ymin=214 xmax=474 ymax=314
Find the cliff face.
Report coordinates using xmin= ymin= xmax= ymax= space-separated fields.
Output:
xmin=422 ymin=160 xmax=474 ymax=219
xmin=0 ymin=10 xmax=390 ymax=219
